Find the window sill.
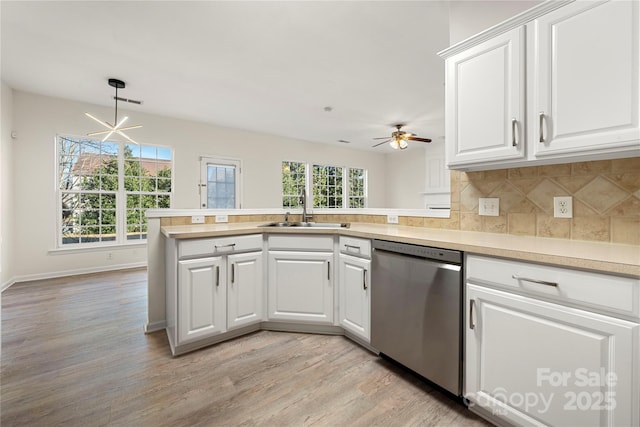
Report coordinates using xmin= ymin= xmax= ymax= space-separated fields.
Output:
xmin=48 ymin=242 xmax=147 ymax=255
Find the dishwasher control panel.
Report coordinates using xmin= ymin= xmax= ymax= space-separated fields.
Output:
xmin=372 ymin=239 xmax=461 ymax=264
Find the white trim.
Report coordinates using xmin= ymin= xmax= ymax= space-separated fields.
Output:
xmin=1 ymin=278 xmax=16 ymax=292
xmin=438 ymin=0 xmax=573 ymax=58
xmin=146 ymin=207 xmax=450 ymax=219
xmin=144 ymin=320 xmax=167 ymax=334
xmin=1 ymin=262 xmax=147 ymax=292
xmin=48 ymin=242 xmax=146 ymax=255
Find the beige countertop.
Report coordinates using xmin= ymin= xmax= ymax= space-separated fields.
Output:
xmin=161 ymin=222 xmax=640 ymax=277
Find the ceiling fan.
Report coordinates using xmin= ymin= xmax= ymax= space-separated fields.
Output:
xmin=372 ymin=124 xmax=432 ymax=150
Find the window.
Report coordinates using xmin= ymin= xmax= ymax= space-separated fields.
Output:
xmin=57 ymin=136 xmax=172 ymax=246
xmin=199 ymin=157 xmax=241 ymax=209
xmin=281 ymin=161 xmax=367 ymax=209
xmin=348 ymin=167 xmax=366 ymax=208
xmin=313 ymin=165 xmax=343 ymax=208
xmin=282 ymin=161 xmax=306 ymax=208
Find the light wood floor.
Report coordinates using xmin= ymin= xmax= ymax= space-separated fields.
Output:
xmin=2 ymin=268 xmax=492 ymax=426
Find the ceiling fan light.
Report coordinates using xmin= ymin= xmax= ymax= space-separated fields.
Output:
xmin=389 ymin=139 xmax=400 ymax=149
xmin=399 ymin=139 xmax=408 ymax=149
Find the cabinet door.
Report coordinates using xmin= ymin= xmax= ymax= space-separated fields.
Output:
xmin=178 ymin=257 xmax=226 ymax=344
xmin=268 ymin=251 xmax=334 ymax=324
xmin=227 ymin=251 xmax=263 ymax=329
xmin=532 ymin=0 xmax=640 ymax=158
xmin=338 ymin=254 xmax=371 ymax=342
xmin=466 ymin=284 xmax=639 ymax=427
xmin=445 ymin=26 xmax=526 ymax=168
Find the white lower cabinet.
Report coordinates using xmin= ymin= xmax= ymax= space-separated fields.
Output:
xmin=177 ymin=256 xmax=226 ymax=344
xmin=338 ymin=251 xmax=371 ymax=342
xmin=267 ymin=250 xmax=334 ymax=324
xmin=227 ymin=251 xmax=263 ymax=329
xmin=465 ymin=255 xmax=640 ymax=427
xmin=166 ymin=234 xmax=264 ymax=355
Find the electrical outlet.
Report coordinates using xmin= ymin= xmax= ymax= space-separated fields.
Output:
xmin=479 ymin=198 xmax=499 ymax=216
xmin=386 ymin=214 xmax=399 ymax=224
xmin=215 ymin=214 xmax=229 ymax=223
xmin=191 ymin=215 xmax=205 ymax=224
xmin=554 ymin=196 xmax=573 ymax=218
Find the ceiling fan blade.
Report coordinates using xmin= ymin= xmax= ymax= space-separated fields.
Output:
xmin=373 ymin=137 xmax=391 ymax=140
xmin=408 ymin=137 xmax=432 ymax=143
xmin=372 ymin=139 xmax=391 ymax=147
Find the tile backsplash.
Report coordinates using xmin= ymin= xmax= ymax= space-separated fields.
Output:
xmin=451 ymin=158 xmax=640 ymax=244
xmin=160 ymin=158 xmax=639 ymax=245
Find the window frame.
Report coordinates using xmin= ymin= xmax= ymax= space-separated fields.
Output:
xmin=199 ymin=156 xmax=242 ymax=209
xmin=281 ymin=160 xmax=367 ymax=209
xmin=55 ymin=135 xmax=174 ymax=249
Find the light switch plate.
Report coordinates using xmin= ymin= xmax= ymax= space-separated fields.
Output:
xmin=554 ymin=196 xmax=573 ymax=218
xmin=386 ymin=214 xmax=399 ymax=224
xmin=191 ymin=215 xmax=205 ymax=224
xmin=479 ymin=198 xmax=499 ymax=216
xmin=215 ymin=214 xmax=229 ymax=223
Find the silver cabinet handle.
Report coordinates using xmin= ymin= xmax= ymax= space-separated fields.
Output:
xmin=539 ymin=112 xmax=545 ymax=143
xmin=511 ymin=118 xmax=517 ymax=147
xmin=469 ymin=299 xmax=476 ymax=330
xmin=231 ymin=263 xmax=235 ymax=284
xmin=512 ymin=274 xmax=558 ymax=287
xmin=363 ymin=269 xmax=368 ymax=290
xmin=327 ymin=261 xmax=331 ymax=280
xmin=214 ymin=243 xmax=236 ymax=251
xmin=215 ymin=265 xmax=220 ymax=287
xmin=344 ymin=244 xmax=361 ymax=251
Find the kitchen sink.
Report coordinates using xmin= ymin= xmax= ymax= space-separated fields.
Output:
xmin=259 ymin=221 xmax=349 ymax=228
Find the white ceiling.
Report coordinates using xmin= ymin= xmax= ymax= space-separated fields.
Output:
xmin=1 ymin=1 xmax=451 ymax=151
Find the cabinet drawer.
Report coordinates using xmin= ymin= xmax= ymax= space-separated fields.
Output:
xmin=178 ymin=234 xmax=262 ymax=259
xmin=466 ymin=254 xmax=640 ymax=319
xmin=268 ymin=235 xmax=334 ymax=251
xmin=339 ymin=236 xmax=371 ymax=259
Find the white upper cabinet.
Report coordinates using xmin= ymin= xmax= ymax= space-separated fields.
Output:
xmin=531 ymin=0 xmax=640 ymax=159
xmin=440 ymin=0 xmax=640 ymax=171
xmin=444 ymin=27 xmax=526 ymax=167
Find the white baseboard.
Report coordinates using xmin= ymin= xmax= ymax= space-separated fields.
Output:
xmin=1 ymin=278 xmax=16 ymax=292
xmin=144 ymin=320 xmax=167 ymax=334
xmin=1 ymin=262 xmax=147 ymax=292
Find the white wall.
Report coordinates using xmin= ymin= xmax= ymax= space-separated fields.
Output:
xmin=8 ymin=90 xmax=388 ymax=279
xmin=384 ymin=147 xmax=427 ymax=209
xmin=1 ymin=82 xmax=14 ymax=288
xmin=448 ymin=0 xmax=542 ymax=44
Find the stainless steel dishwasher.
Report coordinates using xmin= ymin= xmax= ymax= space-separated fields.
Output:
xmin=371 ymin=239 xmax=462 ymax=396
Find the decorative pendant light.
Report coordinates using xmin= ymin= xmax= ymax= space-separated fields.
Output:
xmin=85 ymin=78 xmax=142 ymax=144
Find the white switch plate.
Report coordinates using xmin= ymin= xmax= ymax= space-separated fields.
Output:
xmin=215 ymin=214 xmax=229 ymax=223
xmin=386 ymin=214 xmax=399 ymax=224
xmin=479 ymin=198 xmax=499 ymax=216
xmin=191 ymin=215 xmax=205 ymax=224
xmin=554 ymin=196 xmax=573 ymax=218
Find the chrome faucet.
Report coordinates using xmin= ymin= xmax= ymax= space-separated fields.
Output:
xmin=284 ymin=211 xmax=290 ymax=223
xmin=300 ymin=189 xmax=313 ymax=222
